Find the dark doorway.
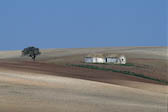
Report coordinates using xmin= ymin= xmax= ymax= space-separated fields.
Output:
xmin=106 ymin=58 xmax=108 ymax=62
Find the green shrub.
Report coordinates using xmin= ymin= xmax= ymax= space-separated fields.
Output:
xmin=118 ymin=63 xmax=135 ymax=66
xmin=69 ymin=64 xmax=168 ymax=85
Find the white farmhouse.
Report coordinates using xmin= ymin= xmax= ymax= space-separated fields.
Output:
xmin=84 ymin=53 xmax=126 ymax=64
xmin=105 ymin=54 xmax=126 ymax=64
xmin=84 ymin=54 xmax=106 ymax=63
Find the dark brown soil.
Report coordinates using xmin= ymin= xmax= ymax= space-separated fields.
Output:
xmin=0 ymin=60 xmax=164 ymax=86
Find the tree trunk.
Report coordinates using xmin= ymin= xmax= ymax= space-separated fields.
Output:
xmin=32 ymin=55 xmax=36 ymax=61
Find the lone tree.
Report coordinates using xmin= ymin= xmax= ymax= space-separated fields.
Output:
xmin=22 ymin=46 xmax=41 ymax=61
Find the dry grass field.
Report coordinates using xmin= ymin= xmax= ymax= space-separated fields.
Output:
xmin=0 ymin=47 xmax=167 ymax=112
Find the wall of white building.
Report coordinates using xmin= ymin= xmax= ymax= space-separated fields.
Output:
xmin=84 ymin=57 xmax=93 ymax=63
xmin=95 ymin=57 xmax=105 ymax=63
xmin=106 ymin=58 xmax=118 ymax=63
xmin=84 ymin=57 xmax=105 ymax=63
xmin=119 ymin=56 xmax=126 ymax=64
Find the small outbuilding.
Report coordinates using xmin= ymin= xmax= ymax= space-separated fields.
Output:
xmin=105 ymin=54 xmax=126 ymax=64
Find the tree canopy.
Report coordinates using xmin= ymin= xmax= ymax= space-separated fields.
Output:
xmin=22 ymin=46 xmax=41 ymax=61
